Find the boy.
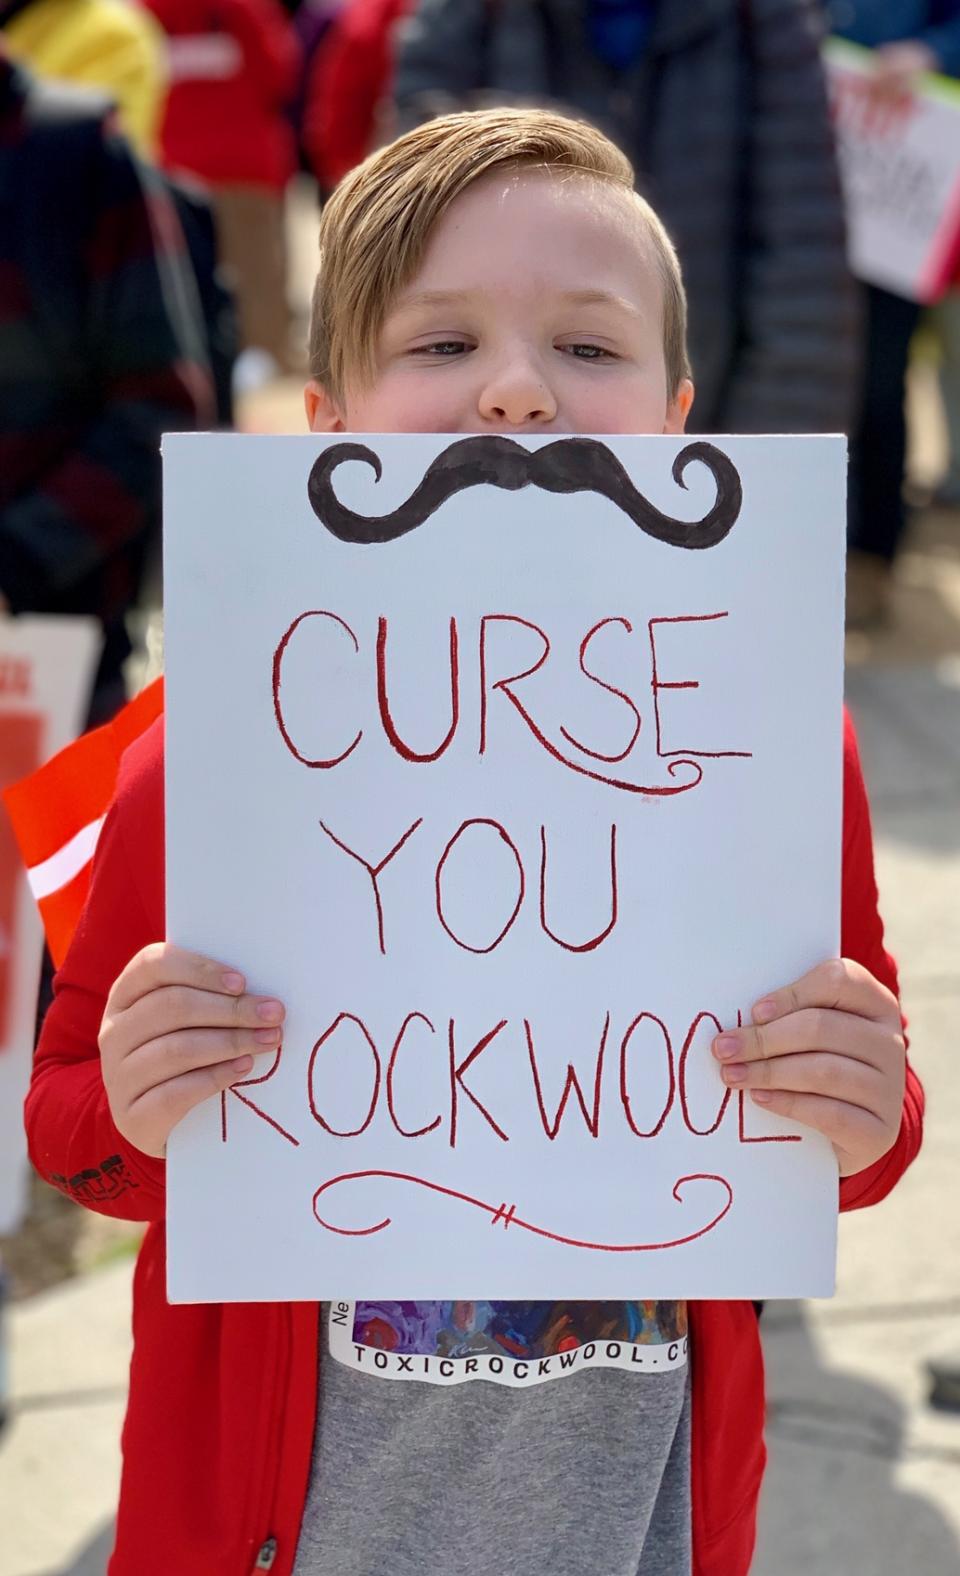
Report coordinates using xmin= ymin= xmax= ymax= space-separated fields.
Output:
xmin=26 ymin=109 xmax=922 ymax=1576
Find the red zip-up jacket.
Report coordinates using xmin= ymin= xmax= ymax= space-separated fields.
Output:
xmin=25 ymin=710 xmax=924 ymax=1576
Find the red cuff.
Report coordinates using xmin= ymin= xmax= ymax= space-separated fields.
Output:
xmin=839 ymin=1064 xmax=924 ymax=1212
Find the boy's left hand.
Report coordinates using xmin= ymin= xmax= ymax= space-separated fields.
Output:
xmin=712 ymin=959 xmax=906 ymax=1177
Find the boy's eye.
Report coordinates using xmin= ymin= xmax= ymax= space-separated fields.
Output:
xmin=561 ymin=342 xmax=617 ymax=361
xmin=410 ymin=340 xmax=472 ymax=357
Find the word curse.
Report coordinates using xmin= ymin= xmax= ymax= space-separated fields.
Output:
xmin=273 ymin=607 xmax=751 ymax=791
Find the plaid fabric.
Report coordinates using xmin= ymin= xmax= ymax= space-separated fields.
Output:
xmin=0 ymin=55 xmax=211 ymax=675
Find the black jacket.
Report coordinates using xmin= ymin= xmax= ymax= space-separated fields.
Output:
xmin=395 ymin=0 xmax=859 ymax=434
xmin=0 ymin=56 xmax=211 ymax=695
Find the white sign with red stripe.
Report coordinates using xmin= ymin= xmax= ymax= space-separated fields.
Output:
xmin=826 ymin=38 xmax=960 ymax=303
xmin=26 ymin=816 xmax=106 ymax=904
xmin=0 ymin=617 xmax=98 ymax=1232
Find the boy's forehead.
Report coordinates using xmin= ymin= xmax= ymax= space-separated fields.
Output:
xmin=394 ymin=168 xmax=660 ymax=305
xmin=445 ymin=164 xmax=652 ymax=245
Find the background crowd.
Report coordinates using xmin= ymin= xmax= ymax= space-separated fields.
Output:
xmin=1 ymin=0 xmax=959 ymax=698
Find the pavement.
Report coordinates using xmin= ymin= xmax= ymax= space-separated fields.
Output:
xmin=754 ymin=649 xmax=960 ymax=1574
xmin=1 ymin=383 xmax=959 ymax=1574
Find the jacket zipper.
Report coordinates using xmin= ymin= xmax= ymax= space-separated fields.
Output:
xmin=249 ymin=1305 xmax=294 ymax=1573
xmin=253 ymin=1535 xmax=277 ymax=1570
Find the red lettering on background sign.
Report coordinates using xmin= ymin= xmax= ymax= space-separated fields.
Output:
xmin=830 ymin=72 xmax=918 ymax=139
xmin=0 ymin=709 xmax=43 ymax=1046
xmin=0 ymin=658 xmax=31 ymax=698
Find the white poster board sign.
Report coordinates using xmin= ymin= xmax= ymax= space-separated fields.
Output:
xmin=0 ymin=618 xmax=99 ymax=1233
xmin=164 ymin=433 xmax=846 ymax=1303
xmin=826 ymin=38 xmax=960 ymax=302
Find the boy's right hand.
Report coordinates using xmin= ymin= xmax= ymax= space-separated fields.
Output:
xmin=99 ymin=943 xmax=285 ymax=1159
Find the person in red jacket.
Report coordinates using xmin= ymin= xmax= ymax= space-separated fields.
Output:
xmin=26 ymin=109 xmax=922 ymax=1576
xmin=302 ymin=0 xmax=412 ymax=191
xmin=143 ymin=0 xmax=301 ymax=368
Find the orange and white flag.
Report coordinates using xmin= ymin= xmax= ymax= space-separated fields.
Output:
xmin=1 ymin=679 xmax=163 ymax=967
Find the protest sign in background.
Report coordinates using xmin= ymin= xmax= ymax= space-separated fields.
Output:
xmin=164 ymin=433 xmax=846 ymax=1303
xmin=826 ymin=37 xmax=960 ymax=303
xmin=0 ymin=619 xmax=98 ymax=1233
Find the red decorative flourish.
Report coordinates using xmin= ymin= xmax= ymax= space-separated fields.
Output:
xmin=311 ymin=1170 xmax=733 ymax=1251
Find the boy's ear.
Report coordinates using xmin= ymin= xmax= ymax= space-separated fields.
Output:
xmin=304 ymin=379 xmax=346 ymax=432
xmin=663 ymin=378 xmax=695 ymax=435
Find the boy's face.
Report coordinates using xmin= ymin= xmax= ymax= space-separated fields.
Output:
xmin=305 ymin=169 xmax=694 ymax=437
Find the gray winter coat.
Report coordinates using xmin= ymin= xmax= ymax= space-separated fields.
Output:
xmin=394 ymin=0 xmax=858 ymax=434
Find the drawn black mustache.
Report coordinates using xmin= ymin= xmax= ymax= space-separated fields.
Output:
xmin=307 ymin=436 xmax=742 ymax=549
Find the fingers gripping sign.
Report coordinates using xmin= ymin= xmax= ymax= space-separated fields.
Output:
xmin=711 ymin=959 xmax=906 ymax=1177
xmin=98 ymin=942 xmax=286 ymax=1159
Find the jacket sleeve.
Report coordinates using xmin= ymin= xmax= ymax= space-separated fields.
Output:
xmin=837 ymin=710 xmax=923 ymax=1213
xmin=922 ymin=1 xmax=960 ymax=78
xmin=720 ymin=0 xmax=860 ymax=435
xmin=392 ymin=0 xmax=489 ymax=127
xmin=304 ymin=0 xmax=403 ymax=188
xmin=0 ymin=125 xmax=211 ymax=614
xmin=219 ymin=0 xmax=300 ymax=105
xmin=25 ymin=732 xmax=167 ymax=1224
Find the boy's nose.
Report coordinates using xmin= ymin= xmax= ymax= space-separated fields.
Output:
xmin=477 ymin=356 xmax=558 ymax=427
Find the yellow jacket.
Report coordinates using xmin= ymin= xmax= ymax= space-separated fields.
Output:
xmin=4 ymin=0 xmax=167 ymax=158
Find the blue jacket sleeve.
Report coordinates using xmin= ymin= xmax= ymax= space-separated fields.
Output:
xmin=924 ymin=1 xmax=960 ymax=76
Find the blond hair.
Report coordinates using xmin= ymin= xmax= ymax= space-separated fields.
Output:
xmin=309 ymin=107 xmax=690 ymax=401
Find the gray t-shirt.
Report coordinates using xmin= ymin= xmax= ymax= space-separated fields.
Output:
xmin=293 ymin=1300 xmax=691 ymax=1576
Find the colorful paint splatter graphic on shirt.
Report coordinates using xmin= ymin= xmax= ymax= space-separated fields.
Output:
xmin=327 ymin=1300 xmax=689 ymax=1386
xmin=351 ymin=1301 xmax=687 ymax=1359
